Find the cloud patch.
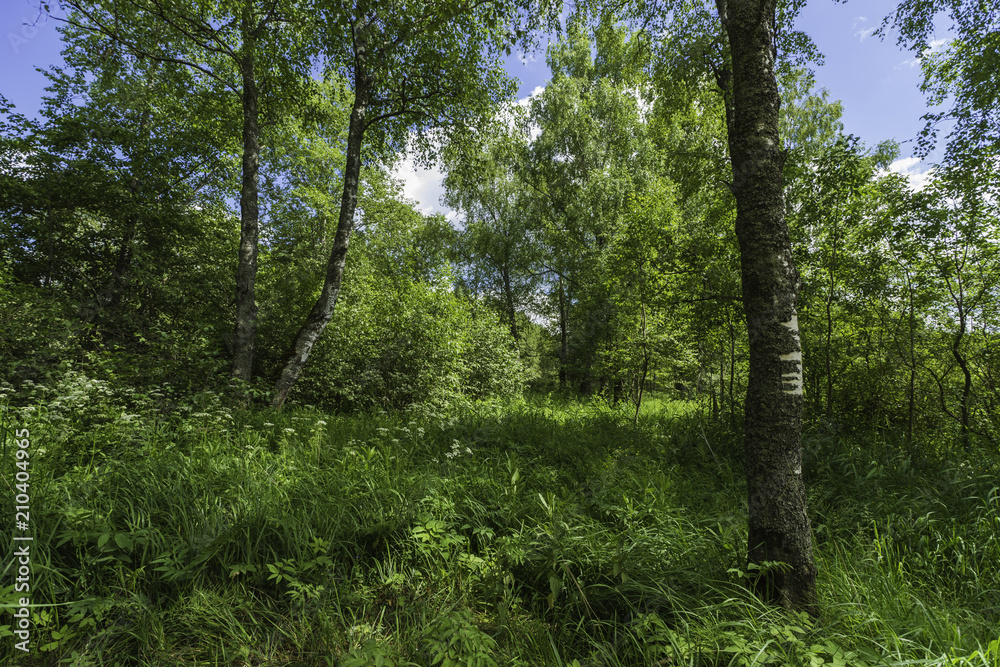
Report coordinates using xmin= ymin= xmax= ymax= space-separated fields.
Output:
xmin=852 ymin=16 xmax=875 ymax=42
xmin=392 ymin=154 xmax=449 ymax=217
xmin=888 ymin=156 xmax=934 ymax=191
xmin=391 ymin=86 xmax=547 ymax=225
xmin=896 ymin=37 xmax=951 ymax=69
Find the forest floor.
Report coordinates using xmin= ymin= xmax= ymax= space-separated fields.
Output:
xmin=1 ymin=392 xmax=998 ymax=666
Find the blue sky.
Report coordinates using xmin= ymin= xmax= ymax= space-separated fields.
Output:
xmin=1 ymin=0 xmax=941 ymax=211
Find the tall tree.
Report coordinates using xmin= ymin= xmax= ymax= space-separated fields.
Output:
xmin=270 ymin=0 xmax=553 ymax=407
xmin=900 ymin=173 xmax=1000 ymax=450
xmin=637 ymin=0 xmax=818 ymax=611
xmin=442 ymin=121 xmax=543 ymax=346
xmin=519 ymin=20 xmax=658 ymax=393
xmin=55 ymin=0 xmax=320 ymax=380
xmin=715 ymin=0 xmax=817 ymax=613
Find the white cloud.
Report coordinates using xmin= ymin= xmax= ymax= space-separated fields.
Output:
xmin=855 ymin=26 xmax=876 ymax=42
xmin=927 ymin=38 xmax=949 ymax=53
xmin=888 ymin=156 xmax=934 ymax=191
xmin=391 ymin=153 xmax=449 ymax=217
xmin=516 ymin=87 xmax=545 ymax=141
xmin=895 ymin=37 xmax=951 ymax=69
xmin=852 ymin=17 xmax=874 ymax=41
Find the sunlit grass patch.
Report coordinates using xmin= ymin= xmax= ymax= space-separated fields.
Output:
xmin=1 ymin=393 xmax=998 ymax=665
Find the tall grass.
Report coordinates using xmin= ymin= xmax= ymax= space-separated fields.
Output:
xmin=2 ymin=390 xmax=998 ymax=665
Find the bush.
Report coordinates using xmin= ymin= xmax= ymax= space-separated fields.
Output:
xmin=287 ymin=272 xmax=524 ymax=411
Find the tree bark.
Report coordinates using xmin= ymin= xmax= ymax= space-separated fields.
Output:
xmin=558 ymin=275 xmax=568 ymax=388
xmin=503 ymin=264 xmax=518 ymax=342
xmin=824 ymin=214 xmax=838 ymax=419
xmin=947 ymin=272 xmax=972 ymax=452
xmin=717 ymin=0 xmax=818 ymax=614
xmin=231 ymin=11 xmax=260 ymax=381
xmin=271 ymin=21 xmax=370 ymax=408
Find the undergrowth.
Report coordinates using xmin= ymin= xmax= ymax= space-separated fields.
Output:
xmin=1 ymin=385 xmax=998 ymax=666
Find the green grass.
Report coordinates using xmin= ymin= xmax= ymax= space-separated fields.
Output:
xmin=2 ymin=391 xmax=999 ymax=665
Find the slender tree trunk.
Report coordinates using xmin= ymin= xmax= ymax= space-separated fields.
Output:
xmin=949 ymin=274 xmax=972 ymax=452
xmin=111 ymin=104 xmax=154 ymax=312
xmin=558 ymin=275 xmax=568 ymax=388
xmin=503 ymin=266 xmax=518 ymax=342
xmin=824 ymin=228 xmax=836 ymax=419
xmin=729 ymin=313 xmax=737 ymax=428
xmin=271 ymin=24 xmax=370 ymax=408
xmin=717 ymin=0 xmax=818 ymax=614
xmin=109 ymin=215 xmax=137 ymax=310
xmin=232 ymin=14 xmax=260 ymax=381
xmin=905 ymin=272 xmax=916 ymax=450
xmin=634 ymin=303 xmax=649 ymax=424
xmin=719 ymin=342 xmax=726 ymax=421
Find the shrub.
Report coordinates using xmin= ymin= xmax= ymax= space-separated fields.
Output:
xmin=287 ymin=272 xmax=523 ymax=411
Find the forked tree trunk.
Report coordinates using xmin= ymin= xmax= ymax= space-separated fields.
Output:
xmin=271 ymin=24 xmax=371 ymax=408
xmin=717 ymin=0 xmax=818 ymax=614
xmin=232 ymin=14 xmax=260 ymax=381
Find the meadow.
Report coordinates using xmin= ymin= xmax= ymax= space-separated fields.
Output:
xmin=2 ymin=385 xmax=999 ymax=666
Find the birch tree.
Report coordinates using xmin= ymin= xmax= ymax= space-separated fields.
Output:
xmin=715 ymin=0 xmax=817 ymax=613
xmin=270 ymin=0 xmax=554 ymax=407
xmin=55 ymin=0 xmax=321 ymax=381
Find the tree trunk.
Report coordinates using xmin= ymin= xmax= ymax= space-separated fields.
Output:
xmin=232 ymin=14 xmax=260 ymax=381
xmin=108 ymin=102 xmax=152 ymax=313
xmin=729 ymin=313 xmax=737 ymax=428
xmin=824 ymin=212 xmax=839 ymax=419
xmin=949 ymin=275 xmax=972 ymax=452
xmin=719 ymin=341 xmax=726 ymax=421
xmin=633 ymin=303 xmax=649 ymax=424
xmin=271 ymin=23 xmax=370 ymax=408
xmin=717 ymin=0 xmax=818 ymax=614
xmin=503 ymin=266 xmax=518 ymax=342
xmin=905 ymin=270 xmax=916 ymax=451
xmin=558 ymin=275 xmax=568 ymax=388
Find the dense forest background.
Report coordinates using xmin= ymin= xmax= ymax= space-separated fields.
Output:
xmin=1 ymin=0 xmax=999 ymax=665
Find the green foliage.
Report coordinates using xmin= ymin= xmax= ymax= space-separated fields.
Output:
xmin=422 ymin=608 xmax=500 ymax=667
xmin=284 ymin=266 xmax=524 ymax=411
xmin=886 ymin=0 xmax=1000 ymax=172
xmin=1 ymin=394 xmax=998 ymax=665
xmin=0 ymin=65 xmax=239 ymax=393
xmin=6 ymin=0 xmax=1000 ymax=663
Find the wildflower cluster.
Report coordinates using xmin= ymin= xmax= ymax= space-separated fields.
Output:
xmin=446 ymin=439 xmax=474 ymax=460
